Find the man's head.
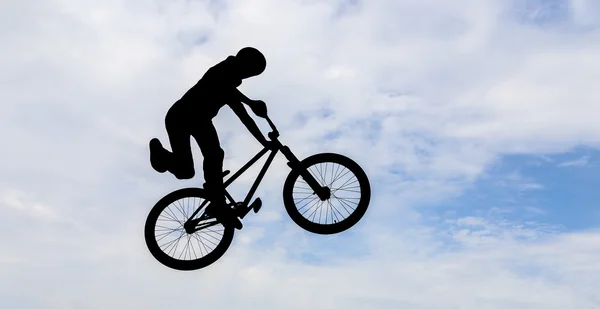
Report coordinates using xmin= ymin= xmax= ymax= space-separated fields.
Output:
xmin=235 ymin=47 xmax=266 ymax=79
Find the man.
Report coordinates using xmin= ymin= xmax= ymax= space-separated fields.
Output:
xmin=149 ymin=47 xmax=270 ymax=229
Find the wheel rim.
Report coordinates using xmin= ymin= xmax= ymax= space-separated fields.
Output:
xmin=154 ymin=196 xmax=226 ymax=262
xmin=291 ymin=161 xmax=362 ymax=226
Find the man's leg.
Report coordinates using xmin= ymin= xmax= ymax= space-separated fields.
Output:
xmin=193 ymin=121 xmax=242 ymax=229
xmin=149 ymin=118 xmax=195 ymax=179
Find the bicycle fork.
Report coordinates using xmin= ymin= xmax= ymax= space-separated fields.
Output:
xmin=279 ymin=145 xmax=331 ymax=201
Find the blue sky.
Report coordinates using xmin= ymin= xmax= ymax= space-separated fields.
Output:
xmin=435 ymin=147 xmax=600 ymax=231
xmin=2 ymin=0 xmax=600 ymax=308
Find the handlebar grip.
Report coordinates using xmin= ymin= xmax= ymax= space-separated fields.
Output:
xmin=268 ymin=131 xmax=279 ymax=140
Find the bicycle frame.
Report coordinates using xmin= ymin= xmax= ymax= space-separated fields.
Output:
xmin=186 ymin=116 xmax=329 ymax=224
xmin=223 ymin=144 xmax=277 ymax=206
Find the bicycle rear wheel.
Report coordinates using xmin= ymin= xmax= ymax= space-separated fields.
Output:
xmin=144 ymin=188 xmax=234 ymax=271
xmin=282 ymin=153 xmax=371 ymax=235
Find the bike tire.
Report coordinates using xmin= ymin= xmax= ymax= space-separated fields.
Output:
xmin=144 ymin=187 xmax=235 ymax=271
xmin=282 ymin=153 xmax=371 ymax=235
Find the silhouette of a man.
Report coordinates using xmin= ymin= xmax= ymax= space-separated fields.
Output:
xmin=149 ymin=47 xmax=270 ymax=230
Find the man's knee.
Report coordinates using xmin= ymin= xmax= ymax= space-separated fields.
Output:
xmin=174 ymin=170 xmax=195 ymax=180
xmin=170 ymin=163 xmax=195 ymax=179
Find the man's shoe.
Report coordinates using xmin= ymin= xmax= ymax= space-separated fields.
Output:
xmin=205 ymin=203 xmax=243 ymax=230
xmin=149 ymin=138 xmax=168 ymax=173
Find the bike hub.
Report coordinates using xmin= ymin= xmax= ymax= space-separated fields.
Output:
xmin=183 ymin=220 xmax=197 ymax=234
xmin=318 ymin=187 xmax=331 ymax=201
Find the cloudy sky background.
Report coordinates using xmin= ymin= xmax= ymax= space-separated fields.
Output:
xmin=2 ymin=0 xmax=600 ymax=308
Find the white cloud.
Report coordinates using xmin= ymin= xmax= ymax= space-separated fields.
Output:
xmin=2 ymin=0 xmax=600 ymax=307
xmin=558 ymin=155 xmax=590 ymax=167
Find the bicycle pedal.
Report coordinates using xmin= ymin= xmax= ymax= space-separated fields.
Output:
xmin=250 ymin=198 xmax=262 ymax=213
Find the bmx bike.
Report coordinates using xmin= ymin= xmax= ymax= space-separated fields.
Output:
xmin=144 ymin=116 xmax=371 ymax=271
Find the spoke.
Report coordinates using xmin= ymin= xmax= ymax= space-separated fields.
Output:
xmin=189 ymin=235 xmax=199 ymax=260
xmin=328 ymin=200 xmax=343 ymax=222
xmin=189 ymin=198 xmax=197 ymax=220
xmin=178 ymin=199 xmax=187 ymax=222
xmin=330 ymin=168 xmax=351 ymax=186
xmin=157 ymin=214 xmax=179 ymax=223
xmin=334 ymin=196 xmax=360 ymax=205
xmin=300 ymin=198 xmax=321 ymax=217
xmin=196 ymin=233 xmax=212 ymax=253
xmin=199 ymin=229 xmax=222 ymax=242
xmin=293 ymin=186 xmax=314 ymax=192
xmin=170 ymin=231 xmax=184 ymax=257
xmin=155 ymin=224 xmax=181 ymax=230
xmin=333 ymin=176 xmax=358 ymax=193
xmin=330 ymin=163 xmax=343 ymax=186
xmin=309 ymin=165 xmax=326 ymax=186
xmin=339 ymin=180 xmax=359 ymax=190
xmin=316 ymin=164 xmax=326 ymax=185
xmin=296 ymin=195 xmax=321 ymax=212
xmin=186 ymin=235 xmax=195 ymax=260
xmin=293 ymin=191 xmax=315 ymax=196
xmin=204 ymin=227 xmax=224 ymax=236
xmin=318 ymin=198 xmax=324 ymax=224
xmin=332 ymin=185 xmax=361 ymax=193
xmin=315 ymin=164 xmax=328 ymax=185
xmin=160 ymin=237 xmax=179 ymax=254
xmin=334 ymin=194 xmax=356 ymax=215
xmin=185 ymin=198 xmax=191 ymax=221
xmin=329 ymin=201 xmax=344 ymax=221
xmin=292 ymin=191 xmax=315 ymax=196
xmin=294 ymin=184 xmax=315 ymax=194
xmin=179 ymin=236 xmax=189 ymax=260
xmin=324 ymin=199 xmax=329 ymax=224
xmin=155 ymin=228 xmax=183 ymax=242
xmin=197 ymin=233 xmax=219 ymax=247
xmin=161 ymin=231 xmax=185 ymax=256
xmin=296 ymin=178 xmax=318 ymax=192
xmin=155 ymin=229 xmax=179 ymax=239
xmin=173 ymin=200 xmax=187 ymax=221
xmin=187 ymin=236 xmax=195 ymax=260
xmin=182 ymin=199 xmax=191 ymax=221
xmin=334 ymin=189 xmax=361 ymax=194
xmin=294 ymin=194 xmax=320 ymax=209
xmin=293 ymin=182 xmax=315 ymax=194
xmin=313 ymin=201 xmax=325 ymax=221
xmin=155 ymin=225 xmax=182 ymax=232
xmin=305 ymin=200 xmax=324 ymax=221
xmin=297 ymin=178 xmax=310 ymax=185
xmin=179 ymin=236 xmax=193 ymax=260
xmin=165 ymin=207 xmax=183 ymax=224
xmin=156 ymin=219 xmax=179 ymax=226
xmin=160 ymin=209 xmax=179 ymax=222
xmin=192 ymin=233 xmax=209 ymax=256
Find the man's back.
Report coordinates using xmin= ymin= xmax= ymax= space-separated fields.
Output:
xmin=176 ymin=56 xmax=243 ymax=119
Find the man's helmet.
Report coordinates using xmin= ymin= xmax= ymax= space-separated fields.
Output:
xmin=236 ymin=47 xmax=267 ymax=77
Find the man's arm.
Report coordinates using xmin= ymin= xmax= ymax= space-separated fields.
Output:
xmin=234 ymin=88 xmax=254 ymax=105
xmin=228 ymin=101 xmax=270 ymax=147
xmin=234 ymin=88 xmax=268 ymax=118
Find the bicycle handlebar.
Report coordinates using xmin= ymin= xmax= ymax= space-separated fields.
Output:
xmin=265 ymin=116 xmax=279 ymax=140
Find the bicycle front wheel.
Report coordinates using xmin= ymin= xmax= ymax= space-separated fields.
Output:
xmin=282 ymin=153 xmax=371 ymax=235
xmin=144 ymin=188 xmax=234 ymax=271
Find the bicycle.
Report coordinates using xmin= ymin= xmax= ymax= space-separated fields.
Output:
xmin=144 ymin=116 xmax=371 ymax=271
